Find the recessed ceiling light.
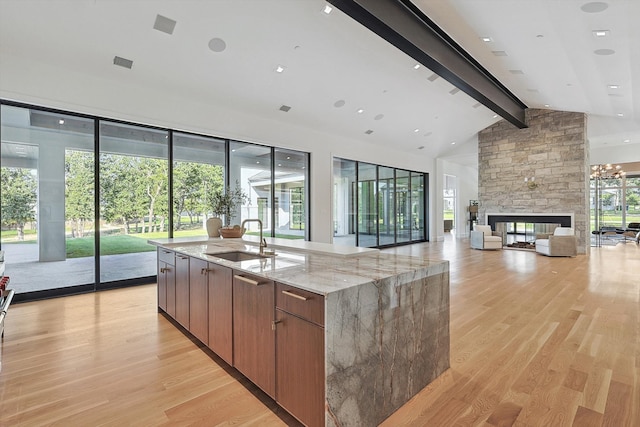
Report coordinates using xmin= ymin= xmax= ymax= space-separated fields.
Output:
xmin=413 ymin=63 xmax=420 ymax=70
xmin=593 ymin=29 xmax=610 ymax=37
xmin=323 ymin=4 xmax=333 ymax=14
xmin=449 ymin=88 xmax=460 ymax=95
xmin=607 ymin=84 xmax=620 ymax=89
xmin=276 ymin=65 xmax=285 ymax=73
xmin=279 ymin=105 xmax=291 ymax=112
xmin=617 ymin=113 xmax=624 ymax=117
xmin=480 ymin=36 xmax=492 ymax=42
xmin=286 ymin=156 xmax=291 ymax=160
xmin=493 ymin=114 xmax=498 ymax=118
xmin=451 ymin=141 xmax=456 ymax=145
xmin=594 ymin=49 xmax=615 ymax=55
xmin=427 ymin=74 xmax=439 ymax=82
xmin=365 ymin=130 xmax=374 ymax=135
xmin=623 ymin=139 xmax=630 ymax=143
xmin=334 ymin=100 xmax=346 ymax=108
xmin=256 ymin=161 xmax=260 ymax=164
xmin=414 ymin=128 xmax=420 ymax=133
xmin=58 ymin=119 xmax=65 ymax=125
xmin=278 ymin=164 xmax=282 ymax=167
xmin=302 ymin=166 xmax=306 ymax=169
xmin=472 ymin=103 xmax=481 ymax=108
xmin=581 ymin=2 xmax=609 ymax=13
xmin=357 ymin=109 xmax=364 ymax=114
xmin=208 ymin=38 xmax=227 ymax=53
xmin=544 ymin=104 xmax=551 ymax=108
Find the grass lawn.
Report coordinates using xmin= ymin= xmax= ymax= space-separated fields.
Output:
xmin=66 ymin=234 xmax=157 ymax=258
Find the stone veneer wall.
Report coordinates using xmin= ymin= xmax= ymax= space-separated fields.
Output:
xmin=477 ymin=109 xmax=589 ymax=254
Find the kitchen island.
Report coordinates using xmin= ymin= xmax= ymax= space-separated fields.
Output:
xmin=150 ymin=236 xmax=449 ymax=427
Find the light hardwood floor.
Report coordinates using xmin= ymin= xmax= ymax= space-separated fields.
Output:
xmin=1 ymin=238 xmax=638 ymax=426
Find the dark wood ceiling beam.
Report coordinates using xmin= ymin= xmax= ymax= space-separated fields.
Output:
xmin=328 ymin=0 xmax=528 ymax=129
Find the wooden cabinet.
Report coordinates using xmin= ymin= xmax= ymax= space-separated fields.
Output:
xmin=157 ymin=248 xmax=175 ymax=316
xmin=175 ymin=254 xmax=190 ymax=329
xmin=189 ymin=257 xmax=209 ymax=345
xmin=233 ymin=271 xmax=275 ymax=398
xmin=207 ymin=263 xmax=233 ymax=365
xmin=156 ymin=249 xmax=328 ymax=425
xmin=275 ymin=283 xmax=325 ymax=427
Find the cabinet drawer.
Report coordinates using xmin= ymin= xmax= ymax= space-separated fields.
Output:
xmin=276 ymin=283 xmax=324 ymax=326
xmin=158 ymin=248 xmax=175 ymax=265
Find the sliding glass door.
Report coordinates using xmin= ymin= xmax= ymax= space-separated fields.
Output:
xmin=1 ymin=105 xmax=95 ymax=294
xmin=333 ymin=157 xmax=427 ymax=248
xmin=98 ymin=122 xmax=168 ymax=285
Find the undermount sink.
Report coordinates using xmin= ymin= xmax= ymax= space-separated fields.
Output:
xmin=206 ymin=251 xmax=267 ymax=262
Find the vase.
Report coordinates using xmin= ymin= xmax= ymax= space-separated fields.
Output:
xmin=206 ymin=217 xmax=223 ymax=237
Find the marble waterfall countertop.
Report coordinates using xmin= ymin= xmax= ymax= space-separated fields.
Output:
xmin=148 ymin=236 xmax=449 ymax=296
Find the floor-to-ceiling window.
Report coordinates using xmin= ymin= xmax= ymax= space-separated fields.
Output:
xmin=274 ymin=148 xmax=308 ymax=240
xmin=378 ymin=166 xmax=395 ymax=246
xmin=230 ymin=141 xmax=273 ymax=236
xmin=1 ymin=105 xmax=96 ymax=294
xmin=411 ymin=171 xmax=426 ymax=240
xmin=333 ymin=157 xmax=427 ymax=248
xmin=1 ymin=101 xmax=311 ymax=300
xmin=333 ymin=158 xmax=356 ymax=246
xmin=173 ymin=133 xmax=225 ymax=238
xmin=98 ymin=121 xmax=168 ymax=285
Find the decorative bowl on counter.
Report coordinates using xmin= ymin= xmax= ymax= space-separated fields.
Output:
xmin=219 ymin=226 xmax=246 ymax=238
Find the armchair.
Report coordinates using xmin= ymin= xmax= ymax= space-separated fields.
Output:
xmin=535 ymin=227 xmax=577 ymax=257
xmin=470 ymin=225 xmax=502 ymax=250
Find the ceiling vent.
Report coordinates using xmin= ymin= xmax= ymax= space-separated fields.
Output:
xmin=472 ymin=102 xmax=482 ymax=108
xmin=509 ymin=69 xmax=525 ymax=75
xmin=113 ymin=56 xmax=133 ymax=69
xmin=449 ymin=88 xmax=460 ymax=95
xmin=153 ymin=14 xmax=177 ymax=35
xmin=427 ymin=73 xmax=439 ymax=82
xmin=492 ymin=51 xmax=508 ymax=56
xmin=279 ymin=105 xmax=291 ymax=112
xmin=364 ymin=129 xmax=374 ymax=135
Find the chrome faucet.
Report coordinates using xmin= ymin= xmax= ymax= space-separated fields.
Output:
xmin=241 ymin=218 xmax=267 ymax=254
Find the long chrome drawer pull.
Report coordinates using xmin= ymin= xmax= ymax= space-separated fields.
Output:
xmin=234 ymin=275 xmax=259 ymax=286
xmin=282 ymin=290 xmax=307 ymax=301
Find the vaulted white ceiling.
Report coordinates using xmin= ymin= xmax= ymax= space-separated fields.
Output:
xmin=1 ymin=0 xmax=638 ymax=167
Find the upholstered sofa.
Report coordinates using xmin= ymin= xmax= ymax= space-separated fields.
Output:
xmin=470 ymin=224 xmax=502 ymax=250
xmin=535 ymin=227 xmax=577 ymax=257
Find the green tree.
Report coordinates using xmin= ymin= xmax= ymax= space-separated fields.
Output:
xmin=139 ymin=158 xmax=168 ymax=233
xmin=1 ymin=167 xmax=37 ymax=240
xmin=173 ymin=162 xmax=223 ymax=231
xmin=65 ymin=150 xmax=94 ymax=238
xmin=100 ymin=154 xmax=146 ymax=234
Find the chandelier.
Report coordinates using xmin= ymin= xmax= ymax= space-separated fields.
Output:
xmin=590 ymin=163 xmax=626 ymax=179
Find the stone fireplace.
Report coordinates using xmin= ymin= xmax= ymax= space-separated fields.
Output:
xmin=477 ymin=109 xmax=589 ymax=254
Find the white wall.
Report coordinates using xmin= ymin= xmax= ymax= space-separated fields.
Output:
xmin=1 ymin=54 xmax=437 ymax=243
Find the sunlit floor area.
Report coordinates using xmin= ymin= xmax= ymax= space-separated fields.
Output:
xmin=1 ymin=236 xmax=638 ymax=426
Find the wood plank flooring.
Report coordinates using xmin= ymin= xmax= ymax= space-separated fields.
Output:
xmin=1 ymin=238 xmax=638 ymax=426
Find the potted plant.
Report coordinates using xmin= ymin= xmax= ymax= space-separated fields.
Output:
xmin=208 ymin=182 xmax=248 ymax=238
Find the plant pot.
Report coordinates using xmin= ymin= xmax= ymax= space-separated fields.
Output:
xmin=206 ymin=217 xmax=223 ymax=237
xmin=219 ymin=227 xmax=245 ymax=238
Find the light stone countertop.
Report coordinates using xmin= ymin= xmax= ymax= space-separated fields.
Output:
xmin=149 ymin=236 xmax=449 ymax=296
